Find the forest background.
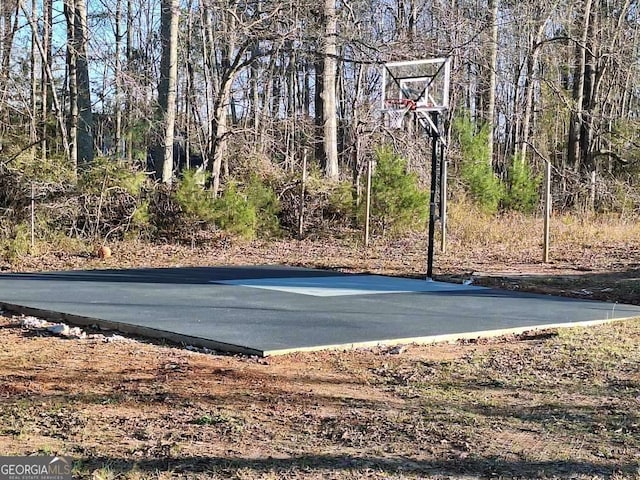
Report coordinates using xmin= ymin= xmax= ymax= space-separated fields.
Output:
xmin=0 ymin=0 xmax=639 ymax=253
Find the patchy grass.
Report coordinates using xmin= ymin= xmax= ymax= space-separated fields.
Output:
xmin=374 ymin=325 xmax=640 ymax=466
xmin=1 ymin=315 xmax=639 ymax=479
xmin=445 ymin=200 xmax=640 ymax=267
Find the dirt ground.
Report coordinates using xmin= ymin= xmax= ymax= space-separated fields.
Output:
xmin=1 ymin=224 xmax=639 ymax=479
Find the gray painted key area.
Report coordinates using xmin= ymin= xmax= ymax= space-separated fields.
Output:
xmin=0 ymin=266 xmax=638 ymax=356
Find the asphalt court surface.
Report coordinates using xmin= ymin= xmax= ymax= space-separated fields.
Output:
xmin=1 ymin=266 xmax=638 ymax=356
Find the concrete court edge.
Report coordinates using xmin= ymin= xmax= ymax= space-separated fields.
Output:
xmin=2 ymin=301 xmax=637 ymax=357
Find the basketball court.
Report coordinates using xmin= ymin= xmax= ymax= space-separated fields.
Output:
xmin=1 ymin=266 xmax=638 ymax=356
xmin=1 ymin=59 xmax=635 ymax=356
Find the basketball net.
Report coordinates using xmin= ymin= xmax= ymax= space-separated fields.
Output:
xmin=383 ymin=99 xmax=416 ymax=129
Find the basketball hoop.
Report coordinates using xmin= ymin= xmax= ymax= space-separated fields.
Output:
xmin=380 ymin=57 xmax=452 ymax=280
xmin=383 ymin=98 xmax=416 ymax=129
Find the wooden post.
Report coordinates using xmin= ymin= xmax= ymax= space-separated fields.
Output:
xmin=590 ymin=170 xmax=596 ymax=211
xmin=31 ymin=183 xmax=35 ymax=251
xmin=297 ymin=148 xmax=308 ymax=239
xmin=364 ymin=157 xmax=372 ymax=246
xmin=543 ymin=160 xmax=551 ymax=263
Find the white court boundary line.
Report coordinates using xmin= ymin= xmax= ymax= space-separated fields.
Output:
xmin=212 ymin=275 xmax=484 ymax=297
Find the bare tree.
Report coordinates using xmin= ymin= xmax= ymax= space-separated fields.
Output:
xmin=518 ymin=2 xmax=561 ymax=161
xmin=125 ymin=0 xmax=134 ymax=162
xmin=0 ymin=0 xmax=19 ymax=141
xmin=40 ymin=0 xmax=52 ymax=160
xmin=19 ymin=0 xmax=70 ymax=160
xmin=29 ymin=0 xmax=37 ymax=153
xmin=156 ymin=0 xmax=180 ymax=184
xmin=485 ymin=0 xmax=498 ymax=163
xmin=321 ymin=0 xmax=339 ymax=178
xmin=567 ymin=0 xmax=593 ymax=170
xmin=64 ymin=0 xmax=94 ymax=168
xmin=205 ymin=2 xmax=243 ymax=195
xmin=114 ymin=0 xmax=123 ymax=159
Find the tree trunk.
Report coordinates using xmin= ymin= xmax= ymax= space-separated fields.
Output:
xmin=408 ymin=0 xmax=417 ymax=41
xmin=321 ymin=0 xmax=339 ymax=179
xmin=40 ymin=0 xmax=52 ymax=160
xmin=208 ymin=11 xmax=243 ymax=196
xmin=210 ymin=75 xmax=233 ymax=196
xmin=65 ymin=0 xmax=94 ymax=169
xmin=485 ymin=0 xmax=498 ymax=164
xmin=519 ymin=3 xmax=559 ymax=160
xmin=20 ymin=0 xmax=69 ymax=160
xmin=156 ymin=0 xmax=179 ymax=184
xmin=64 ymin=0 xmax=78 ymax=170
xmin=0 ymin=0 xmax=19 ymax=127
xmin=76 ymin=0 xmax=93 ymax=166
xmin=184 ymin=0 xmax=196 ymax=169
xmin=257 ymin=54 xmax=276 ymax=154
xmin=74 ymin=0 xmax=93 ymax=166
xmin=114 ymin=0 xmax=123 ymax=159
xmin=314 ymin=55 xmax=323 ymax=164
xmin=351 ymin=64 xmax=365 ymax=209
xmin=250 ymin=46 xmax=261 ymax=137
xmin=30 ymin=0 xmax=37 ymax=154
xmin=303 ymin=59 xmax=311 ymax=118
xmin=125 ymin=0 xmax=133 ymax=162
xmin=579 ymin=3 xmax=598 ymax=172
xmin=567 ymin=0 xmax=593 ymax=170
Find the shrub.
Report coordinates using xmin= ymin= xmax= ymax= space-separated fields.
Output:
xmin=76 ymin=157 xmax=149 ymax=239
xmin=10 ymin=150 xmax=75 ymax=184
xmin=370 ymin=146 xmax=428 ymax=236
xmin=453 ymin=115 xmax=504 ymax=213
xmin=244 ymin=175 xmax=281 ymax=237
xmin=504 ymin=156 xmax=540 ymax=213
xmin=174 ymin=169 xmax=216 ymax=224
xmin=127 ymin=201 xmax=153 ymax=239
xmin=163 ymin=173 xmax=281 ymax=240
xmin=276 ymin=168 xmax=357 ymax=235
xmin=79 ymin=157 xmax=146 ymax=196
xmin=326 ymin=180 xmax=356 ymax=224
xmin=2 ymin=223 xmax=31 ymax=261
xmin=213 ymin=182 xmax=257 ymax=239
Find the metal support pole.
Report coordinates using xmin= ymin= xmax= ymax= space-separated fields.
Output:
xmin=426 ymin=113 xmax=438 ymax=280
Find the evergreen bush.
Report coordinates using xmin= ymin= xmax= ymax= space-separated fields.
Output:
xmin=12 ymin=153 xmax=76 ymax=184
xmin=453 ymin=116 xmax=504 ymax=213
xmin=504 ymin=156 xmax=540 ymax=213
xmin=213 ymin=182 xmax=257 ymax=239
xmin=244 ymin=175 xmax=281 ymax=237
xmin=326 ymin=180 xmax=356 ymax=224
xmin=128 ymin=201 xmax=153 ymax=238
xmin=370 ymin=146 xmax=428 ymax=236
xmin=174 ymin=169 xmax=216 ymax=224
xmin=79 ymin=157 xmax=146 ymax=196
